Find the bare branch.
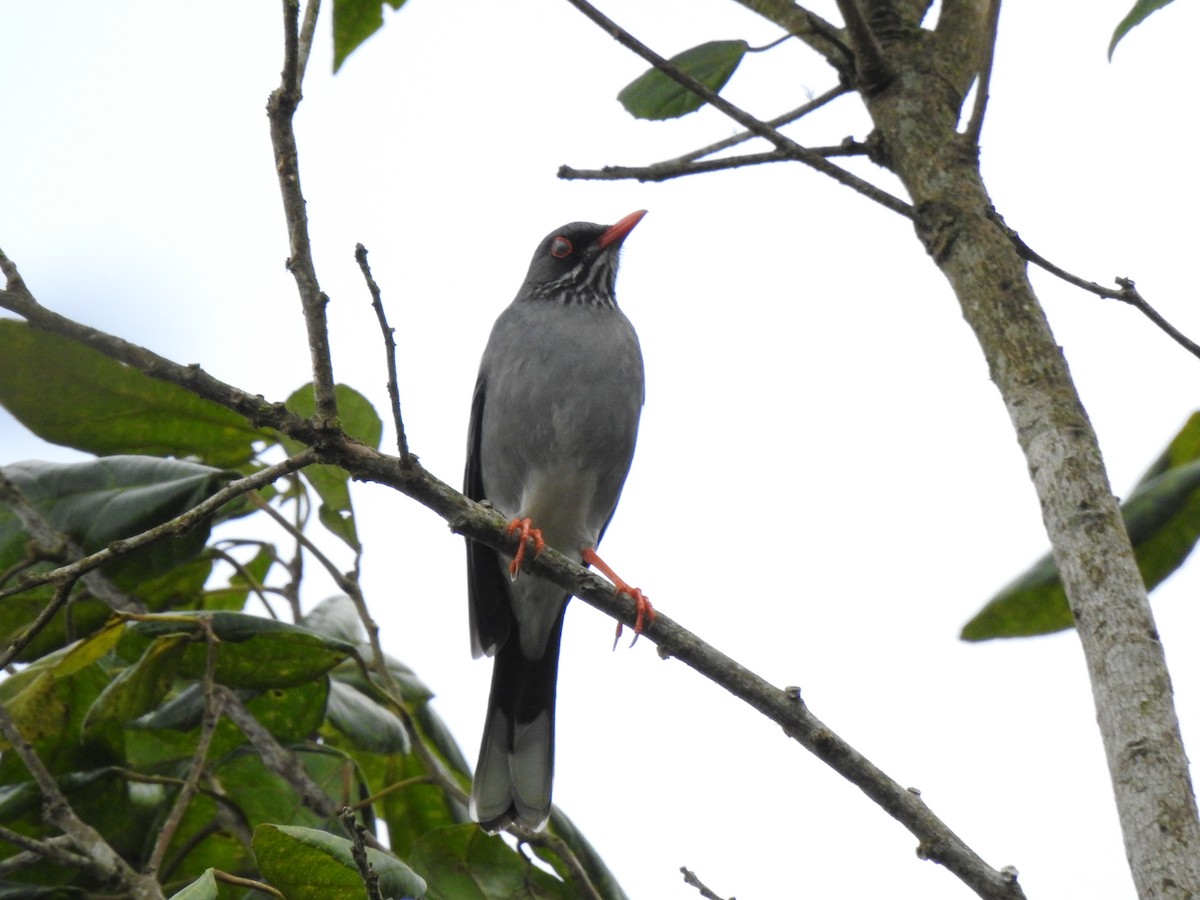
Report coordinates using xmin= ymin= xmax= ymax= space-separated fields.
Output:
xmin=145 ymin=618 xmax=226 ymax=876
xmin=339 ymin=808 xmax=385 ymax=900
xmin=670 ymin=84 xmax=852 ymax=165
xmin=355 ymin=244 xmax=412 ymax=462
xmin=988 ymin=209 xmax=1200 ymax=361
xmin=958 ymin=0 xmax=1002 ymax=148
xmin=681 ymin=866 xmax=732 ymax=900
xmin=267 ymin=0 xmax=338 ymax=422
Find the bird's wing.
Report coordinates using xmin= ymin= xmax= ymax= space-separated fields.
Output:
xmin=465 ymin=374 xmax=512 ymax=659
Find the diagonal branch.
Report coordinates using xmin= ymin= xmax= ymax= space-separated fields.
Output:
xmin=667 ymin=84 xmax=852 ymax=165
xmin=0 ymin=450 xmax=318 ymax=603
xmin=988 ymin=209 xmax=1200 ymax=361
xmin=0 ymin=280 xmax=1025 ymax=899
xmin=0 ymin=465 xmax=143 ymax=614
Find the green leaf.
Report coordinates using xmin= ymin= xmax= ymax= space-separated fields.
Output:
xmin=1109 ymin=0 xmax=1176 ymax=59
xmin=0 ymin=619 xmax=126 ymax=733
xmin=617 ymin=40 xmax=748 ymax=120
xmin=332 ymin=0 xmax=409 ymax=72
xmin=964 ymin=414 xmax=1200 ymax=640
xmin=252 ymin=823 xmax=426 ymax=899
xmin=0 ymin=320 xmax=265 ymax=466
xmin=301 ymin=594 xmax=363 ymax=644
xmin=83 ymin=634 xmax=189 ymax=737
xmin=0 ymin=456 xmax=231 ymax=591
xmin=411 ymin=824 xmax=572 ymax=899
xmin=130 ymin=611 xmax=355 ymax=688
xmin=167 ymin=868 xmax=219 ymax=900
xmin=281 ymin=383 xmax=383 ymax=550
xmin=325 ymin=680 xmax=409 ymax=753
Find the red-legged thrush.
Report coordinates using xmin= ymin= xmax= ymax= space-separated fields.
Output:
xmin=464 ymin=211 xmax=649 ymax=831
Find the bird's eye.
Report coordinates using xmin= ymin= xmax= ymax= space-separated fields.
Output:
xmin=550 ymin=237 xmax=573 ymax=259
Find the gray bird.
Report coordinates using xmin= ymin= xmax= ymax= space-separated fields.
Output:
xmin=465 ymin=210 xmax=651 ymax=832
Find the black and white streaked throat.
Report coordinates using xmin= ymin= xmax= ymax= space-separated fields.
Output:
xmin=526 ymin=250 xmax=622 ymax=310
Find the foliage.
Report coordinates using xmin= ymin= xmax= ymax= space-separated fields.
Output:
xmin=1109 ymin=0 xmax=1179 ymax=59
xmin=0 ymin=325 xmax=624 ymax=898
xmin=617 ymin=40 xmax=749 ymax=120
xmin=964 ymin=412 xmax=1200 ymax=639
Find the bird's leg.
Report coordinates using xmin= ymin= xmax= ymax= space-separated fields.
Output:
xmin=505 ymin=517 xmax=545 ymax=579
xmin=581 ymin=547 xmax=655 ymax=648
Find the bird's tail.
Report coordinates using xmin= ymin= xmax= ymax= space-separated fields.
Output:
xmin=471 ymin=616 xmax=565 ymax=833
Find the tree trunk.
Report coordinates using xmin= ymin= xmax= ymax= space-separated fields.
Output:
xmin=843 ymin=4 xmax=1200 ymax=896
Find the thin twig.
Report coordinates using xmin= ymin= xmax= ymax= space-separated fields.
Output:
xmin=681 ymin=866 xmax=732 ymax=900
xmin=339 ymin=808 xmax=384 ymax=900
xmin=987 ymin=209 xmax=1200 ymax=361
xmin=0 ymin=451 xmax=318 ymax=602
xmin=560 ymin=0 xmax=913 ymax=218
xmin=960 ymin=0 xmax=1001 ymax=148
xmin=0 ymin=465 xmax=142 ymax=614
xmin=267 ymin=0 xmax=338 ymax=422
xmin=296 ymin=0 xmax=320 ymax=85
xmin=219 ymin=687 xmax=341 ymax=820
xmin=0 ymin=579 xmax=74 ymax=670
xmin=212 ymin=869 xmax=285 ymax=897
xmin=355 ymin=243 xmax=411 ymax=462
xmin=672 ymin=84 xmax=851 ymax=165
xmin=562 ymin=151 xmax=790 ymax=182
xmin=562 ymin=141 xmax=866 ymax=184
xmin=0 ymin=827 xmax=94 ymax=873
xmin=145 ymin=618 xmax=226 ymax=875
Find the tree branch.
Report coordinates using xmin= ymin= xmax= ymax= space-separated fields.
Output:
xmin=987 ymin=209 xmax=1200 ymax=361
xmin=0 ymin=272 xmax=1024 ymax=897
xmin=267 ymin=0 xmax=338 ymax=423
xmin=0 ymin=450 xmax=318 ymax=602
xmin=958 ymin=0 xmax=1002 ymax=148
xmin=356 ymin=244 xmax=412 ymax=462
xmin=0 ymin=465 xmax=142 ymax=614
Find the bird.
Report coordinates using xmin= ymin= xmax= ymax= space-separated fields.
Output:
xmin=464 ymin=210 xmax=653 ymax=832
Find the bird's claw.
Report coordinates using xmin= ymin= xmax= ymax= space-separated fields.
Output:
xmin=505 ymin=517 xmax=545 ymax=578
xmin=611 ymin=587 xmax=654 ymax=650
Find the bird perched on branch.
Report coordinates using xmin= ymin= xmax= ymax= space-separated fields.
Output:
xmin=464 ymin=210 xmax=653 ymax=832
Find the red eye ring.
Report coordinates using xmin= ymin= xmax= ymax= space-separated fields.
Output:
xmin=550 ymin=236 xmax=573 ymax=259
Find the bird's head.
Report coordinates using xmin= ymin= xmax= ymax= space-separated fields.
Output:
xmin=518 ymin=210 xmax=646 ymax=308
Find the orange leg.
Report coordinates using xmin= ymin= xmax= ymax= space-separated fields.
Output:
xmin=504 ymin=517 xmax=545 ymax=578
xmin=581 ymin=547 xmax=655 ymax=648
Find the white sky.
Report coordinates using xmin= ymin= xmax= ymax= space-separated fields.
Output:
xmin=3 ymin=1 xmax=1200 ymax=897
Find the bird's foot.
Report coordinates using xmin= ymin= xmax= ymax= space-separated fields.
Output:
xmin=581 ymin=547 xmax=655 ymax=649
xmin=505 ymin=517 xmax=545 ymax=578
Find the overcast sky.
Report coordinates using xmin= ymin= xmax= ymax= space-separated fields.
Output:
xmin=4 ymin=1 xmax=1200 ymax=897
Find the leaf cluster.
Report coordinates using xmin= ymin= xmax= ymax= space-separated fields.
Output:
xmin=0 ymin=321 xmax=621 ymax=898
